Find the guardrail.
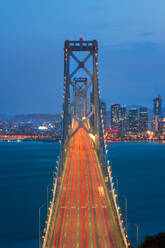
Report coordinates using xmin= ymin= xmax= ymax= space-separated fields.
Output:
xmin=41 ymin=155 xmax=61 ymax=248
xmin=106 ymin=163 xmax=130 ymax=247
xmin=42 ymin=178 xmax=57 ymax=248
xmin=96 ymin=140 xmax=130 ymax=248
xmin=99 ymin=106 xmax=131 ymax=247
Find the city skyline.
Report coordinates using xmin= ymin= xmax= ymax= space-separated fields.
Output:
xmin=1 ymin=1 xmax=165 ymax=114
xmin=1 ymin=95 xmax=164 ymax=117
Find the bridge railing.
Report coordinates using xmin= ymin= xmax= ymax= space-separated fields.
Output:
xmin=41 ymin=113 xmax=65 ymax=248
xmin=99 ymin=110 xmax=131 ymax=248
xmin=41 ymin=156 xmax=61 ymax=248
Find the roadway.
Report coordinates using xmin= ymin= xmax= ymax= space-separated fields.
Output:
xmin=47 ymin=126 xmax=125 ymax=248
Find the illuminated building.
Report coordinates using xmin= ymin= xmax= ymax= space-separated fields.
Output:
xmin=153 ymin=94 xmax=162 ymax=133
xmin=111 ymin=103 xmax=120 ymax=130
xmin=105 ymin=129 xmax=120 ymax=142
xmin=128 ymin=108 xmax=138 ymax=134
xmin=139 ymin=107 xmax=148 ymax=132
xmin=38 ymin=126 xmax=48 ymax=130
xmin=153 ymin=94 xmax=162 ymax=116
xmin=119 ymin=106 xmax=127 ymax=133
xmin=159 ymin=118 xmax=165 ymax=135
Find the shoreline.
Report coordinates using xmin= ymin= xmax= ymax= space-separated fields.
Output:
xmin=1 ymin=139 xmax=165 ymax=144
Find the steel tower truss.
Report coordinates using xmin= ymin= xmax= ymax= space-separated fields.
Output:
xmin=72 ymin=77 xmax=88 ymax=119
xmin=63 ymin=39 xmax=100 ymax=142
xmin=71 ymin=77 xmax=94 ymax=120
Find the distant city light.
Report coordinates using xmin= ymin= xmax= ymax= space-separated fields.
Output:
xmin=38 ymin=126 xmax=48 ymax=130
xmin=147 ymin=130 xmax=154 ymax=140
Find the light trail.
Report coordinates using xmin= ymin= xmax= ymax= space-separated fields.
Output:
xmin=87 ymin=134 xmax=115 ymax=248
xmin=84 ymin=132 xmax=105 ymax=248
xmin=86 ymin=130 xmax=109 ymax=247
xmin=80 ymin=132 xmax=85 ymax=248
xmin=54 ymin=137 xmax=75 ymax=246
xmin=70 ymin=134 xmax=79 ymax=248
xmin=65 ymin=140 xmax=77 ymax=247
xmin=58 ymin=141 xmax=75 ymax=247
xmin=50 ymin=124 xmax=125 ymax=248
xmin=82 ymin=133 xmax=97 ymax=248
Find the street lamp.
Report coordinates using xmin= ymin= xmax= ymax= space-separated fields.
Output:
xmin=113 ymin=175 xmax=119 ymax=196
xmin=53 ymin=165 xmax=59 ymax=178
xmin=53 ymin=170 xmax=58 ymax=179
xmin=122 ymin=195 xmax=127 ymax=236
xmin=128 ymin=222 xmax=139 ymax=248
xmin=39 ymin=203 xmax=46 ymax=248
xmin=47 ymin=183 xmax=52 ymax=215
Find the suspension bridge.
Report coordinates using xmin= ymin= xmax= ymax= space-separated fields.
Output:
xmin=40 ymin=38 xmax=131 ymax=248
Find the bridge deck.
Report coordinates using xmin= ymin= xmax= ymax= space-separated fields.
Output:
xmin=48 ymin=127 xmax=125 ymax=248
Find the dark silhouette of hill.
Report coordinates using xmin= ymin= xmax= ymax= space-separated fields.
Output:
xmin=6 ymin=113 xmax=61 ymax=123
xmin=140 ymin=232 xmax=165 ymax=248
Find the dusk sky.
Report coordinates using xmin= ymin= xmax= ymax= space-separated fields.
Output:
xmin=1 ymin=0 xmax=165 ymax=114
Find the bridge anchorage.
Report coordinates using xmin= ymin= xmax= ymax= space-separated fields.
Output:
xmin=40 ymin=38 xmax=132 ymax=248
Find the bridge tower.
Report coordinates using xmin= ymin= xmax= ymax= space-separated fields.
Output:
xmin=72 ymin=77 xmax=88 ymax=120
xmin=62 ymin=38 xmax=100 ymax=145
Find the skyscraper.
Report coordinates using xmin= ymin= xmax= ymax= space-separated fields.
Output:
xmin=111 ymin=103 xmax=120 ymax=130
xmin=153 ymin=94 xmax=162 ymax=132
xmin=153 ymin=94 xmax=162 ymax=116
xmin=119 ymin=106 xmax=127 ymax=133
xmin=128 ymin=108 xmax=138 ymax=134
xmin=159 ymin=118 xmax=165 ymax=135
xmin=139 ymin=107 xmax=148 ymax=132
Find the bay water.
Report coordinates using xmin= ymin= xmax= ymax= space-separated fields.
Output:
xmin=0 ymin=142 xmax=59 ymax=248
xmin=109 ymin=142 xmax=165 ymax=246
xmin=0 ymin=141 xmax=165 ymax=247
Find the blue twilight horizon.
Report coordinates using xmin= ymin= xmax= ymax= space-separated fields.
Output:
xmin=0 ymin=0 xmax=165 ymax=115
